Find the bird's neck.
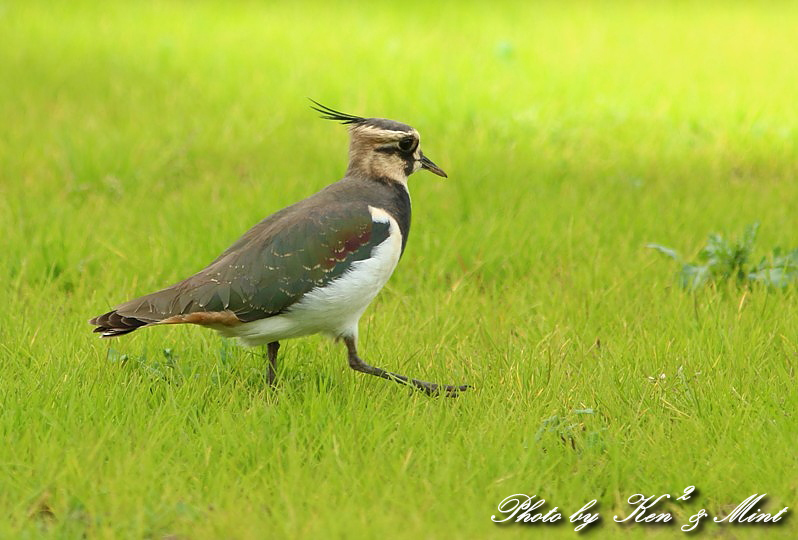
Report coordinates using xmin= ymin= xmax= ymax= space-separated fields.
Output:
xmin=347 ymin=163 xmax=408 ymax=189
xmin=337 ymin=171 xmax=412 ymax=256
xmin=347 ymin=148 xmax=410 ymax=188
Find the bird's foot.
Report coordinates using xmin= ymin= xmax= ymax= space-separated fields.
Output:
xmin=343 ymin=338 xmax=469 ymax=397
xmin=408 ymin=379 xmax=472 ymax=398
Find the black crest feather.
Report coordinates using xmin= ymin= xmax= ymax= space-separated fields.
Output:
xmin=308 ymin=99 xmax=365 ymax=125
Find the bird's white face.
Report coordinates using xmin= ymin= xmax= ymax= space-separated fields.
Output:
xmin=347 ymin=123 xmax=446 ymax=186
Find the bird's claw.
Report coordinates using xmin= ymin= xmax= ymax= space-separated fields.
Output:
xmin=413 ymin=381 xmax=471 ymax=398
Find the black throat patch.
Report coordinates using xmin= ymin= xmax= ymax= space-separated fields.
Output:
xmin=374 ymin=177 xmax=412 ymax=255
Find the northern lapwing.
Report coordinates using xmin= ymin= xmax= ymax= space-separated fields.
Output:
xmin=90 ymin=101 xmax=469 ymax=397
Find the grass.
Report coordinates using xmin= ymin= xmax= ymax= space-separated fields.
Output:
xmin=1 ymin=1 xmax=797 ymax=538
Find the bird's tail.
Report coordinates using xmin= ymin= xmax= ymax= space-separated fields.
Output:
xmin=89 ymin=310 xmax=152 ymax=338
xmin=89 ymin=285 xmax=184 ymax=338
xmin=88 ymin=274 xmax=245 ymax=337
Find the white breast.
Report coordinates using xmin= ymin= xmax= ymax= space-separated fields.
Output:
xmin=221 ymin=206 xmax=403 ymax=347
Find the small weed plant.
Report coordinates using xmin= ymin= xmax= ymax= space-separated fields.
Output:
xmin=648 ymin=222 xmax=798 ymax=290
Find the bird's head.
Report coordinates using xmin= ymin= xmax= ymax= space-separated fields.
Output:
xmin=310 ymin=100 xmax=447 ymax=186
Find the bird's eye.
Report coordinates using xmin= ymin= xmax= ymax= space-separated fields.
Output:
xmin=398 ymin=137 xmax=416 ymax=153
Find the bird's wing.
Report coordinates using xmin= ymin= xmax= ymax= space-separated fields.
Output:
xmin=98 ymin=201 xmax=390 ymax=327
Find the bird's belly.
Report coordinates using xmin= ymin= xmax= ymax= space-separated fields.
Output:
xmin=221 ymin=209 xmax=403 ymax=347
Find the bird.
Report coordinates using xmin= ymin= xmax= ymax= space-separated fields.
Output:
xmin=89 ymin=101 xmax=469 ymax=397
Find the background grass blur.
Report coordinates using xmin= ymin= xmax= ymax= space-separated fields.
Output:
xmin=1 ymin=1 xmax=797 ymax=538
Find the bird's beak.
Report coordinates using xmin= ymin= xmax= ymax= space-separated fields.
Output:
xmin=419 ymin=152 xmax=447 ymax=178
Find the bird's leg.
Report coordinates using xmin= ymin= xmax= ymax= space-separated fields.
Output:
xmin=266 ymin=341 xmax=280 ymax=385
xmin=342 ymin=336 xmax=469 ymax=397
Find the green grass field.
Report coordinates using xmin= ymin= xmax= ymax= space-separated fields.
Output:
xmin=2 ymin=1 xmax=797 ymax=538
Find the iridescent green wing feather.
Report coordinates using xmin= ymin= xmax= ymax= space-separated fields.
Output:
xmin=99 ymin=202 xmax=391 ymax=327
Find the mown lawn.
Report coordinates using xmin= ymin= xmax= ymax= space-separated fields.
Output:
xmin=1 ymin=1 xmax=796 ymax=538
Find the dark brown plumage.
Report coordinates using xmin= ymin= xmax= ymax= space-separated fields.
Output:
xmin=90 ymin=177 xmax=405 ymax=335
